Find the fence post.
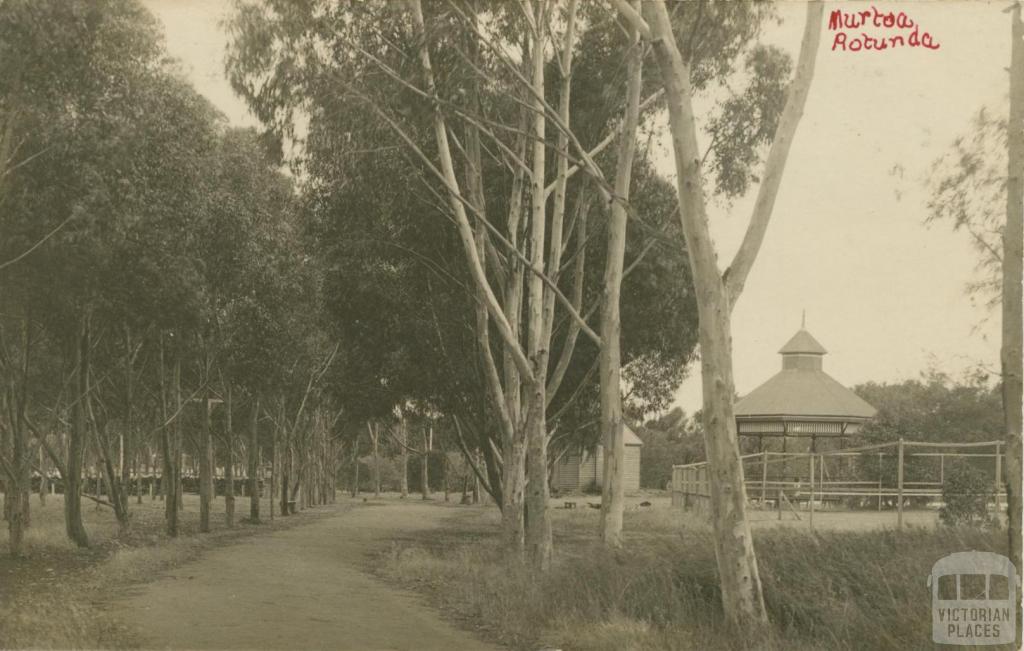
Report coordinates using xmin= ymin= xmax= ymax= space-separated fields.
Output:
xmin=703 ymin=465 xmax=710 ymax=513
xmin=878 ymin=452 xmax=883 ymax=511
xmin=897 ymin=438 xmax=905 ymax=530
xmin=692 ymin=467 xmax=698 ymax=513
xmin=689 ymin=467 xmax=695 ymax=510
xmin=995 ymin=442 xmax=1002 ymax=513
xmin=682 ymin=468 xmax=690 ymax=510
xmin=687 ymin=467 xmax=694 ymax=510
xmin=698 ymin=466 xmax=706 ymax=513
xmin=761 ymin=450 xmax=768 ymax=505
xmin=808 ymin=453 xmax=815 ymax=532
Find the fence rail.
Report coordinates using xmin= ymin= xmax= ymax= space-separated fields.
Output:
xmin=670 ymin=439 xmax=1007 ymax=530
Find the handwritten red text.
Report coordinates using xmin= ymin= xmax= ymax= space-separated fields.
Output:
xmin=828 ymin=7 xmax=940 ymax=52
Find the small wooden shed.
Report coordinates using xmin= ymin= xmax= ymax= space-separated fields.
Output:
xmin=553 ymin=424 xmax=643 ymax=493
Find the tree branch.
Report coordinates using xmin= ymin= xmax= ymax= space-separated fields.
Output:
xmin=611 ymin=0 xmax=652 ymax=40
xmin=27 ymin=418 xmax=68 ymax=479
xmin=547 ymin=189 xmax=591 ymax=404
xmin=451 ymin=414 xmax=495 ymax=498
xmin=544 ymin=89 xmax=663 ymax=198
xmin=0 ymin=212 xmax=76 ymax=272
xmin=81 ymin=492 xmax=115 ymax=509
xmin=541 ymin=0 xmax=579 ymax=353
xmin=723 ymin=1 xmax=824 ymax=305
xmin=399 ymin=2 xmax=537 ymax=380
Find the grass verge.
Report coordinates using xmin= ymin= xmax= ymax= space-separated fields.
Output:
xmin=375 ymin=503 xmax=1011 ymax=651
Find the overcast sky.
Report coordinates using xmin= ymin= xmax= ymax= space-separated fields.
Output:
xmin=144 ymin=1 xmax=1008 ymax=414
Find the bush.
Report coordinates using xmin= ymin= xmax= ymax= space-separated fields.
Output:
xmin=637 ymin=416 xmax=704 ymax=489
xmin=939 ymin=460 xmax=997 ymax=528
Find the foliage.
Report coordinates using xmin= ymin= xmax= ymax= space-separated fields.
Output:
xmin=222 ymin=5 xmax=803 ymax=569
xmin=854 ymin=369 xmax=1003 ymax=444
xmin=637 ymin=408 xmax=704 ymax=489
xmin=406 ymin=451 xmax=458 ymax=494
xmin=0 ymin=0 xmax=209 ymax=329
xmin=704 ymin=45 xmax=791 ymax=200
xmin=204 ymin=127 xmax=307 ymax=401
xmin=223 ymin=1 xmax=753 ymax=458
xmin=939 ymin=459 xmax=998 ymax=528
xmin=927 ymin=108 xmax=1007 ymax=310
xmin=0 ymin=0 xmax=337 ymax=552
xmin=852 ymin=371 xmax=1003 ymax=491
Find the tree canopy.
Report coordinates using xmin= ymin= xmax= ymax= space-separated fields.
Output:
xmin=928 ymin=108 xmax=1007 ymax=310
xmin=854 ymin=370 xmax=1003 ymax=444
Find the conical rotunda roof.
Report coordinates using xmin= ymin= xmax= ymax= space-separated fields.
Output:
xmin=735 ymin=328 xmax=876 ymax=421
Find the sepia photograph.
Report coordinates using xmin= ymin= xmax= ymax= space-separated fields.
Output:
xmin=0 ymin=0 xmax=1021 ymax=649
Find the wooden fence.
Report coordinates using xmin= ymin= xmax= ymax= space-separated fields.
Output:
xmin=671 ymin=439 xmax=1007 ymax=530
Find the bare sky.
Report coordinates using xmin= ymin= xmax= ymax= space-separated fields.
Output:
xmin=144 ymin=0 xmax=1007 ymax=414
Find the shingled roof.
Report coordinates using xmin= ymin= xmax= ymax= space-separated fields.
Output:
xmin=735 ymin=328 xmax=876 ymax=420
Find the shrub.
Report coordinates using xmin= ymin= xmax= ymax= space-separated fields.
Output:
xmin=939 ymin=460 xmax=997 ymax=528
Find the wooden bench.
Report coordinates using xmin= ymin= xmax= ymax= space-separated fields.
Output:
xmin=563 ymin=501 xmax=576 ymax=509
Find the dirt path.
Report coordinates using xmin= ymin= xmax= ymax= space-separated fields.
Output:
xmin=115 ymin=500 xmax=501 ymax=651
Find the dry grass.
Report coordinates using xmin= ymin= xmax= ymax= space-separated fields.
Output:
xmin=0 ymin=492 xmax=337 ymax=649
xmin=377 ymin=500 xmax=1013 ymax=651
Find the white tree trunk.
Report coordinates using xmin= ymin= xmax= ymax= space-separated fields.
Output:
xmin=636 ymin=0 xmax=823 ymax=627
xmin=599 ymin=2 xmax=642 ymax=548
xmin=523 ymin=0 xmax=553 ymax=570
